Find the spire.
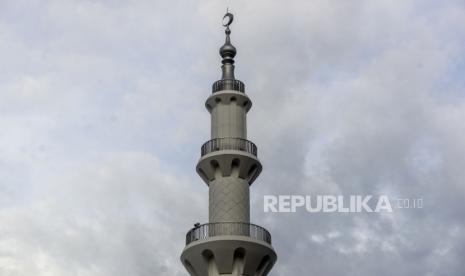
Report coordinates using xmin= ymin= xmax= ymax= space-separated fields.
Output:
xmin=219 ymin=10 xmax=236 ymax=80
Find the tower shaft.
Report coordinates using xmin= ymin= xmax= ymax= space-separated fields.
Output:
xmin=181 ymin=11 xmax=277 ymax=276
xmin=209 ymin=171 xmax=250 ymax=223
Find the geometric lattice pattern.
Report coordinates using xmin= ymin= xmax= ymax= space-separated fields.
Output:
xmin=209 ymin=174 xmax=250 ymax=223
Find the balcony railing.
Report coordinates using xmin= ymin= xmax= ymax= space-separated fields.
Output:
xmin=212 ymin=79 xmax=245 ymax=93
xmin=186 ymin=222 xmax=272 ymax=245
xmin=201 ymin=138 xmax=257 ymax=157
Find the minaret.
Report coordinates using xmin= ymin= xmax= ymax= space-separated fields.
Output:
xmin=180 ymin=11 xmax=277 ymax=276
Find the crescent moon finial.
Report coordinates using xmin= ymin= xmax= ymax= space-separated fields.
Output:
xmin=219 ymin=9 xmax=237 ymax=79
xmin=222 ymin=10 xmax=234 ymax=27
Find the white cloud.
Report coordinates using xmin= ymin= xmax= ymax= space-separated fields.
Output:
xmin=1 ymin=0 xmax=465 ymax=275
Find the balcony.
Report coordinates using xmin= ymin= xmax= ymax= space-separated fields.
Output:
xmin=212 ymin=79 xmax=245 ymax=93
xmin=185 ymin=222 xmax=272 ymax=246
xmin=201 ymin=138 xmax=257 ymax=157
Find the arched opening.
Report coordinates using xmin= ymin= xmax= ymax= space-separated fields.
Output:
xmin=255 ymin=255 xmax=271 ymax=276
xmin=202 ymin=249 xmax=214 ymax=260
xmin=210 ymin=160 xmax=221 ymax=178
xmin=231 ymin=158 xmax=240 ymax=169
xmin=234 ymin=247 xmax=246 ymax=259
xmin=248 ymin=164 xmax=258 ymax=178
xmin=197 ymin=168 xmax=208 ymax=182
xmin=231 ymin=158 xmax=241 ymax=177
xmin=232 ymin=248 xmax=246 ymax=274
xmin=184 ymin=260 xmax=198 ymax=276
xmin=202 ymin=250 xmax=219 ymax=275
xmin=210 ymin=160 xmax=219 ymax=170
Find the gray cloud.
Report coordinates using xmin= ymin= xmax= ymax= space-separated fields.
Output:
xmin=1 ymin=0 xmax=465 ymax=275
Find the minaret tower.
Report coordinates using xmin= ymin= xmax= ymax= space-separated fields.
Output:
xmin=181 ymin=11 xmax=277 ymax=276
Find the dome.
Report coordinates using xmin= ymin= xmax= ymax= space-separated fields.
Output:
xmin=219 ymin=28 xmax=236 ymax=61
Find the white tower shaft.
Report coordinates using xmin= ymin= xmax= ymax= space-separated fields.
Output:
xmin=181 ymin=12 xmax=277 ymax=276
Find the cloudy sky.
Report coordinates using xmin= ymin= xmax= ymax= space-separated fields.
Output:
xmin=1 ymin=0 xmax=465 ymax=275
